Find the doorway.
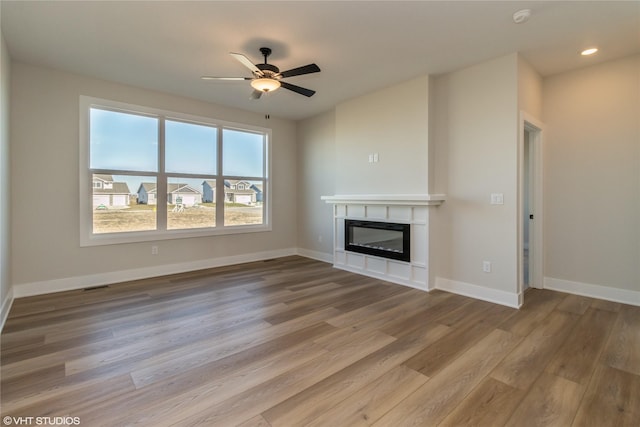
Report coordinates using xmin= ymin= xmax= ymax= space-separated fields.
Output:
xmin=523 ymin=128 xmax=532 ymax=289
xmin=519 ymin=113 xmax=544 ymax=303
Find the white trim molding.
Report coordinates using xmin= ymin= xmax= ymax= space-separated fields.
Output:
xmin=323 ymin=198 xmax=440 ymax=292
xmin=79 ymin=95 xmax=272 ymax=247
xmin=545 ymin=277 xmax=640 ymax=307
xmin=296 ymin=248 xmax=333 ymax=264
xmin=518 ymin=111 xmax=545 ymax=295
xmin=436 ymin=277 xmax=522 ymax=309
xmin=1 ymin=286 xmax=14 ymax=332
xmin=321 ymin=194 xmax=446 ymax=206
xmin=12 ymin=248 xmax=297 ymax=299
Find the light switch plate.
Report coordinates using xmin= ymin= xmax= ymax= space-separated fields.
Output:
xmin=490 ymin=193 xmax=504 ymax=205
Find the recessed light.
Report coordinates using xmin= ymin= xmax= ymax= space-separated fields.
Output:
xmin=581 ymin=48 xmax=598 ymax=56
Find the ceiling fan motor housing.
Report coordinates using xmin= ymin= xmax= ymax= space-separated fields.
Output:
xmin=256 ymin=63 xmax=280 ymax=75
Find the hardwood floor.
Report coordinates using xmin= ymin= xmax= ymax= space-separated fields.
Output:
xmin=1 ymin=256 xmax=638 ymax=426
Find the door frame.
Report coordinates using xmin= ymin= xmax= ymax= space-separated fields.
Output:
xmin=518 ymin=112 xmax=545 ymax=304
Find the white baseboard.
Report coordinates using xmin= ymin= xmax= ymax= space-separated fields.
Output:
xmin=8 ymin=253 xmax=638 ymax=326
xmin=12 ymin=248 xmax=298 ymax=299
xmin=1 ymin=286 xmax=14 ymax=333
xmin=544 ymin=277 xmax=640 ymax=307
xmin=296 ymin=248 xmax=333 ymax=264
xmin=435 ymin=277 xmax=522 ymax=309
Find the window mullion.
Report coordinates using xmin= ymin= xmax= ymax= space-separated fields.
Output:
xmin=216 ymin=126 xmax=224 ymax=226
xmin=157 ymin=116 xmax=167 ymax=230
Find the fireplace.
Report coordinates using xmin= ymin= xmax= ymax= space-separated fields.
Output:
xmin=322 ymin=194 xmax=445 ymax=290
xmin=345 ymin=219 xmax=410 ymax=262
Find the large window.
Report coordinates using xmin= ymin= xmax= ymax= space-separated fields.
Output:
xmin=80 ymin=96 xmax=270 ymax=246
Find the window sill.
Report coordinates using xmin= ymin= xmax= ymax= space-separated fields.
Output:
xmin=80 ymin=224 xmax=272 ymax=247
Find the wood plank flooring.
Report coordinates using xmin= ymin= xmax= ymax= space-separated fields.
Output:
xmin=1 ymin=256 xmax=638 ymax=426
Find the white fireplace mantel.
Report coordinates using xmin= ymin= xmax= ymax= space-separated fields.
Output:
xmin=322 ymin=194 xmax=445 ymax=291
xmin=321 ymin=194 xmax=445 ymax=206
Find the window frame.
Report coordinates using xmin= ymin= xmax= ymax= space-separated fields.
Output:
xmin=79 ymin=96 xmax=271 ymax=247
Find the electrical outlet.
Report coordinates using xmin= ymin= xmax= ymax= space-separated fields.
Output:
xmin=318 ymin=235 xmax=323 ymax=243
xmin=151 ymin=245 xmax=158 ymax=255
xmin=482 ymin=261 xmax=491 ymax=273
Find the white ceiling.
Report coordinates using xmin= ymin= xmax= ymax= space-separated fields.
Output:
xmin=1 ymin=1 xmax=639 ymax=120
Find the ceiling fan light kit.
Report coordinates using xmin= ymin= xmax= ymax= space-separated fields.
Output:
xmin=202 ymin=47 xmax=321 ymax=99
xmin=251 ymin=78 xmax=281 ymax=92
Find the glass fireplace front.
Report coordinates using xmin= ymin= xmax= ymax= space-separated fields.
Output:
xmin=344 ymin=219 xmax=410 ymax=262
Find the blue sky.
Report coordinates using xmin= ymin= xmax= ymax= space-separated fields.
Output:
xmin=90 ymin=108 xmax=158 ymax=172
xmin=90 ymin=108 xmax=264 ymax=196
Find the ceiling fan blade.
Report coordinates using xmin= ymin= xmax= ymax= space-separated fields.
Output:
xmin=201 ymin=76 xmax=251 ymax=81
xmin=280 ymin=81 xmax=316 ymax=97
xmin=250 ymin=90 xmax=263 ymax=100
xmin=230 ymin=52 xmax=263 ymax=76
xmin=278 ymin=63 xmax=321 ymax=78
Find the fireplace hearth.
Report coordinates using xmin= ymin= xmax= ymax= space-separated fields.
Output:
xmin=345 ymin=219 xmax=410 ymax=262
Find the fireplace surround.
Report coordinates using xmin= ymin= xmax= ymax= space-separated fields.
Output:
xmin=322 ymin=194 xmax=445 ymax=291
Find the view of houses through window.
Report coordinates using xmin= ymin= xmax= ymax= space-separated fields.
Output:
xmin=87 ymin=102 xmax=267 ymax=237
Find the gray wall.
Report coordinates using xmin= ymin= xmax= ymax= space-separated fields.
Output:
xmin=297 ymin=52 xmax=639 ymax=303
xmin=430 ymin=54 xmax=519 ymax=294
xmin=543 ymin=54 xmax=639 ymax=292
xmin=10 ymin=63 xmax=298 ymax=289
xmin=296 ymin=109 xmax=335 ymax=257
xmin=335 ymin=76 xmax=430 ymax=195
xmin=5 ymin=48 xmax=637 ymax=307
xmin=298 ymin=54 xmax=530 ymax=300
xmin=296 ymin=76 xmax=431 ymax=259
xmin=1 ymin=33 xmax=11 ymax=310
xmin=518 ymin=55 xmax=543 ymax=119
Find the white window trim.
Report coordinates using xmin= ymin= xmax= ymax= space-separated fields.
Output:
xmin=79 ymin=96 xmax=272 ymax=247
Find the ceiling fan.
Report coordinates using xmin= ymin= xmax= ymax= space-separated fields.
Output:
xmin=202 ymin=47 xmax=321 ymax=99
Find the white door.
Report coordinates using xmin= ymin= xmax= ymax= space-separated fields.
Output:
xmin=235 ymin=195 xmax=251 ymax=204
xmin=93 ymin=195 xmax=109 ymax=208
xmin=112 ymin=195 xmax=127 ymax=206
xmin=181 ymin=195 xmax=197 ymax=206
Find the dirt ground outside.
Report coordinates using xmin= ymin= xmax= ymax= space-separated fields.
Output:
xmin=93 ymin=204 xmax=263 ymax=234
